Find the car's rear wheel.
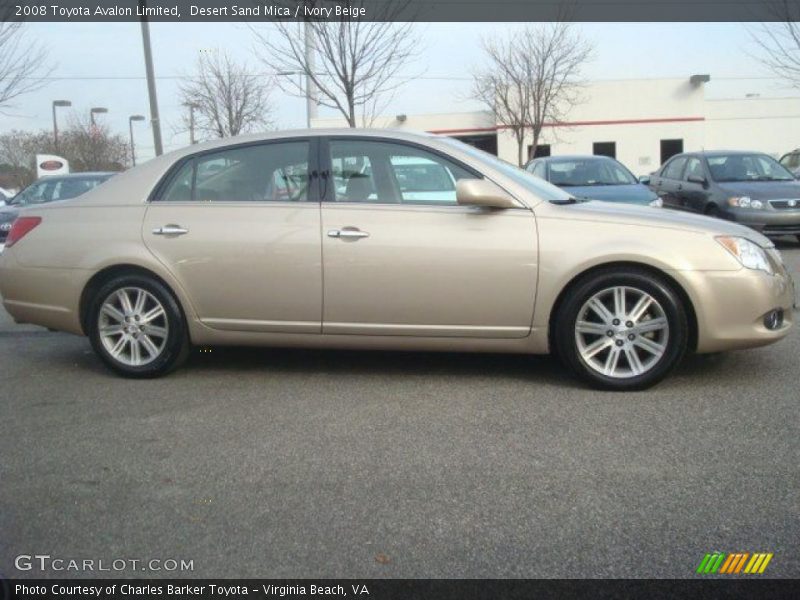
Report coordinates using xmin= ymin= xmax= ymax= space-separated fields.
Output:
xmin=554 ymin=268 xmax=688 ymax=390
xmin=87 ymin=274 xmax=189 ymax=378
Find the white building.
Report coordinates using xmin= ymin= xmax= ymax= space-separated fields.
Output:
xmin=311 ymin=76 xmax=800 ymax=175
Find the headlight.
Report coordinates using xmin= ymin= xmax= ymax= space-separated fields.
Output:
xmin=716 ymin=236 xmax=774 ymax=274
xmin=649 ymin=197 xmax=663 ymax=207
xmin=727 ymin=196 xmax=765 ymax=209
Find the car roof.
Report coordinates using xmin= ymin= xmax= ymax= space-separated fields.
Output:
xmin=533 ymin=155 xmax=618 ymax=162
xmin=673 ymin=150 xmax=772 ymax=159
xmin=172 ymin=128 xmax=436 ymax=157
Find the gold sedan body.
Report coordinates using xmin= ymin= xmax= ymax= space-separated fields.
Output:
xmin=0 ymin=130 xmax=794 ymax=387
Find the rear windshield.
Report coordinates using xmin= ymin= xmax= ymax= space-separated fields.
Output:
xmin=10 ymin=175 xmax=111 ymax=206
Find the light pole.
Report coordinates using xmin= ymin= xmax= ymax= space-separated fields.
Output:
xmin=304 ymin=22 xmax=318 ymax=127
xmin=139 ymin=0 xmax=164 ymax=156
xmin=90 ymin=107 xmax=108 ymax=126
xmin=128 ymin=114 xmax=145 ymax=166
xmin=52 ymin=100 xmax=71 ymax=153
xmin=184 ymin=102 xmax=200 ymax=144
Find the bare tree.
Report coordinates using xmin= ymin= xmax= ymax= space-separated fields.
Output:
xmin=473 ymin=23 xmax=593 ymax=166
xmin=0 ymin=16 xmax=52 ymax=112
xmin=0 ymin=120 xmax=127 ymax=186
xmin=751 ymin=1 xmax=800 ymax=88
xmin=179 ymin=50 xmax=272 ymax=140
xmin=0 ymin=129 xmax=51 ymax=187
xmin=251 ymin=1 xmax=419 ymax=128
xmin=58 ymin=114 xmax=130 ymax=171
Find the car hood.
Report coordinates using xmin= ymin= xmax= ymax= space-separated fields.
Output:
xmin=562 ymin=183 xmax=657 ymax=204
xmin=717 ymin=181 xmax=800 ymax=200
xmin=557 ymin=200 xmax=772 ymax=246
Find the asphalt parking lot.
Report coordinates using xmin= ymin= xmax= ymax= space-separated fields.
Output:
xmin=1 ymin=239 xmax=799 ymax=580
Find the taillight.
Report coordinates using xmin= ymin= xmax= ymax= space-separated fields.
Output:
xmin=5 ymin=216 xmax=42 ymax=248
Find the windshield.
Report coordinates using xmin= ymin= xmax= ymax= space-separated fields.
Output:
xmin=548 ymin=158 xmax=637 ymax=186
xmin=439 ymin=137 xmax=572 ymax=202
xmin=707 ymin=154 xmax=794 ymax=182
xmin=9 ymin=175 xmax=111 ymax=206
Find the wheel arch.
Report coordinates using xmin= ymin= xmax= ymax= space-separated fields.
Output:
xmin=79 ymin=264 xmax=191 ymax=337
xmin=547 ymin=261 xmax=698 ymax=355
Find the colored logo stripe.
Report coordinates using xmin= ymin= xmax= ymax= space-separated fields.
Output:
xmin=697 ymin=552 xmax=773 ymax=574
xmin=745 ymin=553 xmax=773 ymax=574
xmin=697 ymin=553 xmax=725 ymax=574
xmin=719 ymin=553 xmax=748 ymax=574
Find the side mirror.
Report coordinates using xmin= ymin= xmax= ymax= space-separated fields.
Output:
xmin=456 ymin=179 xmax=518 ymax=209
xmin=687 ymin=175 xmax=707 ymax=186
xmin=638 ymin=175 xmax=651 ymax=185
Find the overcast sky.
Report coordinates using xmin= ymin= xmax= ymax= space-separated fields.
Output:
xmin=2 ymin=22 xmax=794 ymax=161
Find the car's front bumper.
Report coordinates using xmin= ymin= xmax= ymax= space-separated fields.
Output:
xmin=674 ymin=256 xmax=795 ymax=353
xmin=722 ymin=206 xmax=800 ymax=236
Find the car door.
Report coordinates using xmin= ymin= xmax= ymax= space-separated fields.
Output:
xmin=678 ymin=156 xmax=711 ymax=212
xmin=142 ymin=138 xmax=323 ymax=334
xmin=653 ymin=155 xmax=688 ymax=209
xmin=319 ymin=137 xmax=538 ymax=338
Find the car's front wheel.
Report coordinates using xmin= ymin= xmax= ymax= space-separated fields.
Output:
xmin=554 ymin=268 xmax=689 ymax=390
xmin=87 ymin=274 xmax=189 ymax=378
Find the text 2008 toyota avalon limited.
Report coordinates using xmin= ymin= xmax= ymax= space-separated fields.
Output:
xmin=0 ymin=130 xmax=794 ymax=389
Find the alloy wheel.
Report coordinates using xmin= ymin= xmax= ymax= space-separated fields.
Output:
xmin=97 ymin=287 xmax=169 ymax=367
xmin=574 ymin=285 xmax=669 ymax=379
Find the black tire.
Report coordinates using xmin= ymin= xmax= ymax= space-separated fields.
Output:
xmin=554 ymin=268 xmax=689 ymax=391
xmin=87 ymin=274 xmax=189 ymax=378
xmin=704 ymin=204 xmax=720 ymax=218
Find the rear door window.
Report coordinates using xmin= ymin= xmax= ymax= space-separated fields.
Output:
xmin=158 ymin=140 xmax=312 ymax=202
xmin=661 ymin=156 xmax=687 ymax=180
xmin=683 ymin=158 xmax=705 ymax=181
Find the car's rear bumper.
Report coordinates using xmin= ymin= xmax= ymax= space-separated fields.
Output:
xmin=0 ymin=250 xmax=85 ymax=335
xmin=722 ymin=207 xmax=800 ymax=236
xmin=675 ymin=260 xmax=795 ymax=353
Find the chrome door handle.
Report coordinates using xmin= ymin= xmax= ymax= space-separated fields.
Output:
xmin=328 ymin=228 xmax=369 ymax=240
xmin=152 ymin=225 xmax=189 ymax=236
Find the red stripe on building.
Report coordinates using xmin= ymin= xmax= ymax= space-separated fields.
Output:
xmin=428 ymin=116 xmax=705 ymax=135
xmin=426 ymin=126 xmax=500 ymax=135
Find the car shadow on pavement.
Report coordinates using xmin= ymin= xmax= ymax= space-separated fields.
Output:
xmin=52 ymin=337 xmax=738 ymax=392
xmin=773 ymin=236 xmax=800 ymax=251
xmin=181 ymin=345 xmax=584 ymax=388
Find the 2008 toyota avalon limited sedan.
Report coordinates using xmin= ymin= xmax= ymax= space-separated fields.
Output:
xmin=0 ymin=130 xmax=794 ymax=390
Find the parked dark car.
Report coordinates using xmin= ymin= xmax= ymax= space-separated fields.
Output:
xmin=525 ymin=155 xmax=662 ymax=206
xmin=646 ymin=151 xmax=800 ymax=241
xmin=0 ymin=172 xmax=115 ymax=249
